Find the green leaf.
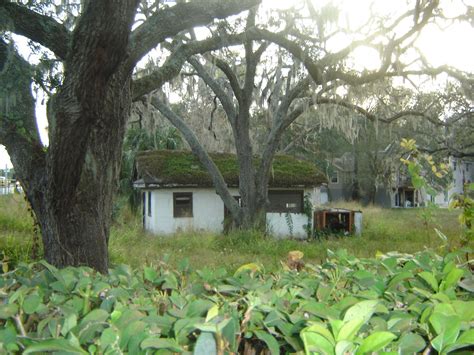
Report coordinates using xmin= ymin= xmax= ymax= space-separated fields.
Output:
xmin=418 ymin=272 xmax=438 ymax=292
xmin=0 ymin=304 xmax=18 ymax=319
xmin=119 ymin=320 xmax=146 ymax=350
xmin=457 ymin=329 xmax=474 ymax=344
xmin=430 ymin=313 xmax=461 ymax=352
xmin=23 ymin=339 xmax=88 ymax=354
xmin=186 ymin=299 xmax=214 ymax=318
xmin=343 ymin=300 xmax=378 ymax=323
xmin=301 ymin=328 xmax=335 ymax=355
xmin=337 ymin=319 xmax=364 ymax=342
xmin=451 ymin=301 xmax=474 ymax=322
xmin=356 ymin=332 xmax=397 ymax=354
xmin=194 ymin=332 xmax=217 ymax=355
xmin=99 ymin=328 xmax=118 ymax=350
xmin=234 ymin=263 xmax=261 ymax=276
xmin=444 ymin=329 xmax=474 ymax=353
xmin=441 ymin=268 xmax=464 ymax=290
xmin=398 ymin=333 xmax=426 ymax=354
xmin=143 ymin=267 xmax=157 ymax=282
xmin=61 ymin=313 xmax=78 ymax=336
xmin=335 ymin=340 xmax=355 ymax=355
xmin=80 ymin=309 xmax=109 ymax=325
xmin=162 ymin=274 xmax=178 ymax=290
xmin=23 ymin=294 xmax=41 ymax=315
xmin=254 ymin=330 xmax=280 ymax=355
xmin=0 ymin=326 xmax=18 ymax=352
xmin=141 ymin=337 xmax=183 ymax=352
xmin=304 ymin=323 xmax=335 ymax=345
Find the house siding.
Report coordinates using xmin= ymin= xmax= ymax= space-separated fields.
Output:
xmin=143 ymin=187 xmax=326 ymax=237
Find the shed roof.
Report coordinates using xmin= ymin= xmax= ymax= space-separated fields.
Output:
xmin=134 ymin=150 xmax=326 ymax=188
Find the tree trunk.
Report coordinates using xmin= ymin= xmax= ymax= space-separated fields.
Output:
xmin=40 ymin=74 xmax=131 ymax=273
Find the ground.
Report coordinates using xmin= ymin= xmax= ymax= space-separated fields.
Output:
xmin=1 ymin=194 xmax=467 ymax=272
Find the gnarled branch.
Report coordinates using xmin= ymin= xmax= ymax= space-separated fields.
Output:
xmin=0 ymin=1 xmax=70 ymax=59
xmin=128 ymin=0 xmax=260 ymax=65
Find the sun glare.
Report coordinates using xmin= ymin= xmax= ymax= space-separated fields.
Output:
xmin=262 ymin=0 xmax=474 ymax=72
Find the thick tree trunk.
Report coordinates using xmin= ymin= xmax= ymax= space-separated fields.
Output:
xmin=41 ymin=74 xmax=131 ymax=272
xmin=1 ymin=0 xmax=261 ymax=272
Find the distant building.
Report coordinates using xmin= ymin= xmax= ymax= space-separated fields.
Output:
xmin=430 ymin=157 xmax=473 ymax=207
xmin=328 ymin=152 xmax=473 ymax=208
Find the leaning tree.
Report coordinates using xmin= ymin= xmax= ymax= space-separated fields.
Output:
xmin=0 ymin=0 xmax=260 ymax=272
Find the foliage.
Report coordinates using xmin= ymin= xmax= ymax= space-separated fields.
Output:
xmin=400 ymin=139 xmax=473 ymax=255
xmin=450 ymin=183 xmax=474 ymax=248
xmin=2 ymin=194 xmax=467 ymax=272
xmin=1 ymin=249 xmax=473 ymax=354
xmin=135 ymin=150 xmax=326 ymax=188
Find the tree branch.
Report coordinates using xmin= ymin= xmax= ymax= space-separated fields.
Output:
xmin=150 ymin=94 xmax=242 ymax=221
xmin=187 ymin=56 xmax=237 ymax=124
xmin=128 ymin=0 xmax=260 ymax=65
xmin=0 ymin=39 xmax=46 ymax=193
xmin=0 ymin=1 xmax=70 ymax=60
xmin=132 ymin=32 xmax=248 ymax=100
xmin=211 ymin=55 xmax=243 ymax=105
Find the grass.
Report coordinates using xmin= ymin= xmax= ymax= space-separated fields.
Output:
xmin=0 ymin=194 xmax=468 ymax=272
xmin=109 ymin=199 xmax=466 ymax=271
xmin=0 ymin=194 xmax=39 ymax=265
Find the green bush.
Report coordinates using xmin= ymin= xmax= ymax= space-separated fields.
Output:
xmin=1 ymin=249 xmax=473 ymax=354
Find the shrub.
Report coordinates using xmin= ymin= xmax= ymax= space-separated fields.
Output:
xmin=1 ymin=249 xmax=473 ymax=354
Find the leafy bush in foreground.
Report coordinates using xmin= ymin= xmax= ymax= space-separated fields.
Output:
xmin=0 ymin=249 xmax=473 ymax=354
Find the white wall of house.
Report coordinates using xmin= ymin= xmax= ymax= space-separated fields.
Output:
xmin=144 ymin=187 xmax=239 ymax=234
xmin=431 ymin=158 xmax=473 ymax=207
xmin=142 ymin=187 xmax=324 ymax=237
xmin=266 ymin=212 xmax=310 ymax=239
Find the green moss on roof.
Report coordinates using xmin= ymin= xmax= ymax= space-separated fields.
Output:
xmin=135 ymin=150 xmax=327 ymax=188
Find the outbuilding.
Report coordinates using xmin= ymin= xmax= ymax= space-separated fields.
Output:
xmin=134 ymin=150 xmax=328 ymax=238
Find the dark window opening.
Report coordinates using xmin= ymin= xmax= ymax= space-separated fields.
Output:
xmin=268 ymin=190 xmax=303 ymax=213
xmin=147 ymin=191 xmax=152 ymax=217
xmin=330 ymin=172 xmax=339 ymax=184
xmin=173 ymin=192 xmax=193 ymax=218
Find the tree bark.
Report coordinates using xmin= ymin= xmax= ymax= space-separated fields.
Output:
xmin=0 ymin=0 xmax=260 ymax=271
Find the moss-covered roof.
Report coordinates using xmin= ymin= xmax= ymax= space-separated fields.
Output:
xmin=134 ymin=150 xmax=326 ymax=188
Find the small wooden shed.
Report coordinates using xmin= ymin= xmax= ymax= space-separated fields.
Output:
xmin=313 ymin=208 xmax=362 ymax=236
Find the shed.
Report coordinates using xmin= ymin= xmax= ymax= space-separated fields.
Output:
xmin=134 ymin=150 xmax=328 ymax=237
xmin=313 ymin=208 xmax=363 ymax=236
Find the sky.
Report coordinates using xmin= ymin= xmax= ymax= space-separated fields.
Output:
xmin=1 ymin=0 xmax=473 ymax=169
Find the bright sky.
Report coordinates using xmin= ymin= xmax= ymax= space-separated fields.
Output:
xmin=1 ymin=0 xmax=473 ymax=168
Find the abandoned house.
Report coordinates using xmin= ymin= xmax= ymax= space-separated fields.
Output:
xmin=133 ymin=150 xmax=328 ymax=238
xmin=328 ymin=151 xmax=473 ymax=208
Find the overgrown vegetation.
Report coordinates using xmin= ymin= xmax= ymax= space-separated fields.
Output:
xmin=1 ymin=249 xmax=473 ymax=354
xmin=1 ymin=195 xmax=467 ymax=272
xmin=135 ymin=150 xmax=326 ymax=188
xmin=1 ymin=195 xmax=473 ymax=353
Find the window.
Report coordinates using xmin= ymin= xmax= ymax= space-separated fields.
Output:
xmin=268 ymin=190 xmax=303 ymax=213
xmin=453 ymin=161 xmax=457 ymax=171
xmin=173 ymin=192 xmax=193 ymax=217
xmin=330 ymin=171 xmax=339 ymax=184
xmin=147 ymin=191 xmax=152 ymax=217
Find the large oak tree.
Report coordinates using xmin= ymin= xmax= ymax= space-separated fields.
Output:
xmin=0 ymin=0 xmax=259 ymax=272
